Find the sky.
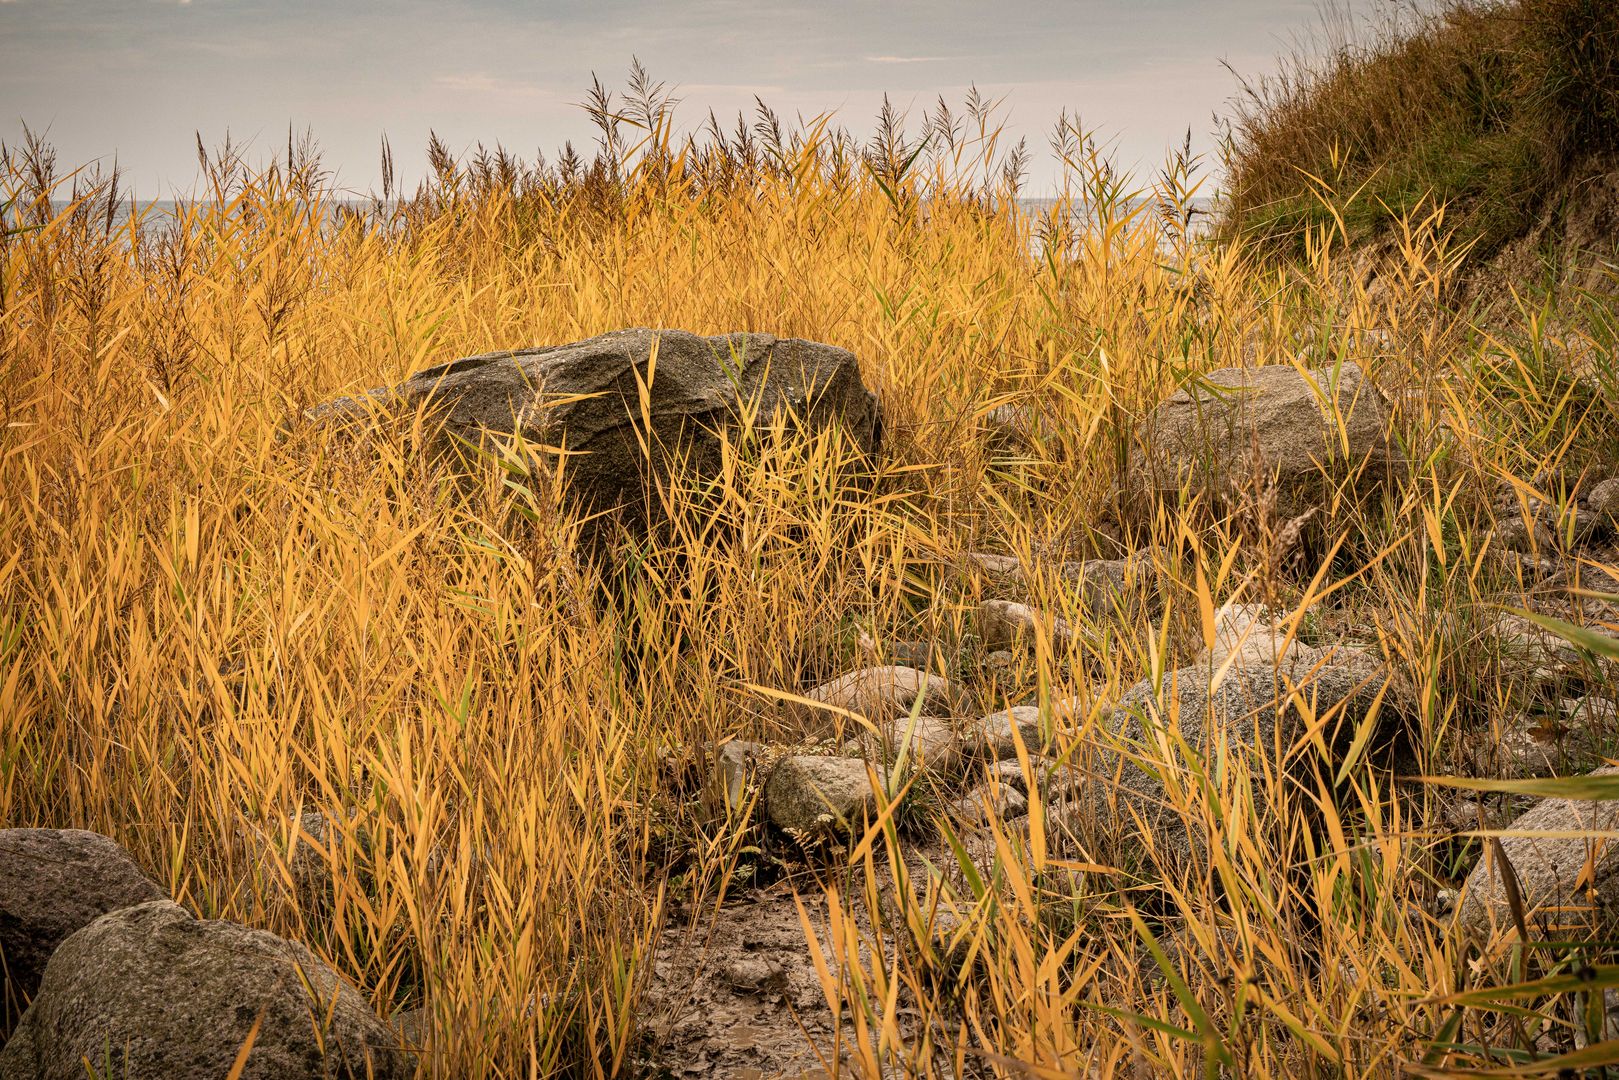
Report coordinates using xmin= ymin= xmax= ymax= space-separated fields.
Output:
xmin=0 ymin=0 xmax=1373 ymax=198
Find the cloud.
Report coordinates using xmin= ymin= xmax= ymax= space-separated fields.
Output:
xmin=864 ymin=55 xmax=956 ymax=65
xmin=432 ymin=73 xmax=548 ymax=98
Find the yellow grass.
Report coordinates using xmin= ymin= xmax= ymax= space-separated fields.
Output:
xmin=3 ymin=99 xmax=1618 ymax=1076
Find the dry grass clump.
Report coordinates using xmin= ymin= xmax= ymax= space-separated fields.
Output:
xmin=1221 ymin=0 xmax=1619 ymax=264
xmin=4 ymin=75 xmax=1619 ymax=1076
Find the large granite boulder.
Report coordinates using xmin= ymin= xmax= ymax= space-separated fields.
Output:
xmin=1131 ymin=361 xmax=1402 ymax=519
xmin=311 ymin=328 xmax=882 ymax=532
xmin=1457 ymin=767 xmax=1619 ymax=940
xmin=1 ymin=829 xmax=165 ymax=1038
xmin=0 ymin=900 xmax=408 ymax=1080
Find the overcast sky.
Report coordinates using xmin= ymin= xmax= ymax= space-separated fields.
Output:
xmin=1 ymin=0 xmax=1371 ymax=198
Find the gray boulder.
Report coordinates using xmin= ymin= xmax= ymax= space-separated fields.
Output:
xmin=976 ymin=600 xmax=1073 ymax=652
xmin=1457 ymin=767 xmax=1619 ymax=939
xmin=1069 ymin=640 xmax=1389 ymax=876
xmin=0 ymin=900 xmax=408 ymax=1080
xmin=311 ymin=328 xmax=881 ymax=532
xmin=1 ymin=829 xmax=164 ymax=1034
xmin=797 ymin=666 xmax=969 ymax=726
xmin=843 ymin=714 xmax=965 ymax=775
xmin=1060 ymin=556 xmax=1161 ymax=618
xmin=764 ymin=756 xmax=883 ymax=835
xmin=1588 ymin=477 xmax=1619 ymax=527
xmin=1131 ymin=361 xmax=1402 ymax=519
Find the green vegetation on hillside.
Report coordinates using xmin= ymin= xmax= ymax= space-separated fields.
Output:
xmin=1222 ymin=0 xmax=1619 ymax=265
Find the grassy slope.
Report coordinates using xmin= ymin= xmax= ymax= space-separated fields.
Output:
xmin=1220 ymin=0 xmax=1619 ymax=277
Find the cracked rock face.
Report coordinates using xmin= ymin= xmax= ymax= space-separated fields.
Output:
xmin=1 ymin=828 xmax=165 ymax=1037
xmin=0 ymin=900 xmax=409 ymax=1080
xmin=309 ymin=328 xmax=882 ymax=535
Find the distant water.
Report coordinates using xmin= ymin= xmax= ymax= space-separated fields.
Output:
xmin=39 ymin=195 xmax=1215 ymax=218
xmin=27 ymin=196 xmax=1217 ymax=254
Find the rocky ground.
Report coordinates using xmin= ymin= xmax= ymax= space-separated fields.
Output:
xmin=4 ymin=342 xmax=1619 ymax=1076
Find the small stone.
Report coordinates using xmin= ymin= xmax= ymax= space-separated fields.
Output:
xmin=797 ymin=666 xmax=969 ymax=726
xmin=947 ymin=783 xmax=1029 ymax=827
xmin=764 ymin=756 xmax=883 ymax=835
xmin=718 ymin=957 xmax=788 ymax=995
xmin=977 ymin=600 xmax=1073 ymax=651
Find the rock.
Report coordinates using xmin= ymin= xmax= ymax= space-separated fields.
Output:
xmin=1061 ymin=556 xmax=1160 ymax=617
xmin=310 ymin=329 xmax=882 ymax=534
xmin=973 ymin=701 xmax=1089 ymax=761
xmin=853 ymin=630 xmax=936 ymax=671
xmin=764 ymin=756 xmax=883 ymax=834
xmin=1588 ymin=477 xmax=1619 ymax=524
xmin=976 ymin=599 xmax=1073 ymax=651
xmin=798 ymin=666 xmax=968 ymax=726
xmin=1130 ymin=360 xmax=1402 ymax=519
xmin=843 ymin=714 xmax=965 ymax=774
xmin=947 ymin=783 xmax=1029 ymax=827
xmin=1459 ymin=708 xmax=1613 ymax=780
xmin=709 ymin=739 xmax=766 ymax=815
xmin=1070 ymin=642 xmax=1389 ymax=874
xmin=975 ymin=705 xmax=1046 ymax=760
xmin=0 ymin=829 xmax=165 ymax=1030
xmin=0 ymin=900 xmax=408 ymax=1079
xmin=1457 ymin=768 xmax=1619 ymax=939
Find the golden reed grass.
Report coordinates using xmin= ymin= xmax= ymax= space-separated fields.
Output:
xmin=3 ymin=86 xmax=1618 ymax=1075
